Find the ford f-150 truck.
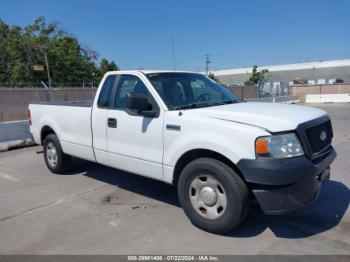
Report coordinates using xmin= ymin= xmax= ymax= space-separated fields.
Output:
xmin=29 ymin=71 xmax=336 ymax=233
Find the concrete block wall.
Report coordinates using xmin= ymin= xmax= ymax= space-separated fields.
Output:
xmin=306 ymin=94 xmax=350 ymax=103
xmin=227 ymin=85 xmax=258 ymax=99
xmin=291 ymin=84 xmax=350 ymax=102
xmin=0 ymin=120 xmax=34 ymax=152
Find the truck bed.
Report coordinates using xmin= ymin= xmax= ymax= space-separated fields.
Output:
xmin=29 ymin=101 xmax=95 ymax=162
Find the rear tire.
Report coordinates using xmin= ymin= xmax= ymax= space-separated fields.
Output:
xmin=178 ymin=158 xmax=250 ymax=234
xmin=43 ymin=134 xmax=72 ymax=174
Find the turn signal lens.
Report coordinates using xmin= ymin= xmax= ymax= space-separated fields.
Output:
xmin=255 ymin=138 xmax=269 ymax=155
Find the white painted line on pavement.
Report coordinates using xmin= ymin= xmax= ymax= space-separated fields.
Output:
xmin=0 ymin=171 xmax=19 ymax=182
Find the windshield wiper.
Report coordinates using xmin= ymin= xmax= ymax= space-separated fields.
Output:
xmin=212 ymin=100 xmax=238 ymax=106
xmin=174 ymin=102 xmax=211 ymax=110
xmin=173 ymin=100 xmax=238 ymax=110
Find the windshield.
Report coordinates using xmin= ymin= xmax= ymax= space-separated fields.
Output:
xmin=146 ymin=72 xmax=240 ymax=110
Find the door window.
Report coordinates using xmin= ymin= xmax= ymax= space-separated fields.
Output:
xmin=114 ymin=75 xmax=154 ymax=115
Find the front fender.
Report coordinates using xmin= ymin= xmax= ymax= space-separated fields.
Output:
xmin=163 ymin=114 xmax=270 ymax=168
xmin=164 ymin=130 xmax=251 ymax=167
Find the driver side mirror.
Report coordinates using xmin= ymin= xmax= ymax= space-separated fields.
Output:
xmin=126 ymin=93 xmax=157 ymax=117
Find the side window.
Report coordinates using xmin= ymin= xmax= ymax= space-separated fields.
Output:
xmin=97 ymin=75 xmax=115 ymax=108
xmin=114 ymin=75 xmax=150 ymax=112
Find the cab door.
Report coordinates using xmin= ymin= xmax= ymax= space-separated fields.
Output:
xmin=106 ymin=74 xmax=164 ymax=180
xmin=91 ymin=74 xmax=118 ymax=165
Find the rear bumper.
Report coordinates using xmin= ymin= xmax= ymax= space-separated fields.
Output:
xmin=236 ymin=146 xmax=336 ymax=214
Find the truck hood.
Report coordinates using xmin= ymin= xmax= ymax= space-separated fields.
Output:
xmin=190 ymin=102 xmax=327 ymax=132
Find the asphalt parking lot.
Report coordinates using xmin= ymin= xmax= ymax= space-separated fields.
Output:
xmin=0 ymin=103 xmax=349 ymax=255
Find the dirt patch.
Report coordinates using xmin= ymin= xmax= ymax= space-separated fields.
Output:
xmin=102 ymin=193 xmax=124 ymax=205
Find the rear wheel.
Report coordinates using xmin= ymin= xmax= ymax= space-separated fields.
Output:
xmin=178 ymin=158 xmax=250 ymax=234
xmin=43 ymin=134 xmax=71 ymax=174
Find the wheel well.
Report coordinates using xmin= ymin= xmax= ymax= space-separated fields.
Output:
xmin=40 ymin=126 xmax=56 ymax=144
xmin=172 ymin=149 xmax=244 ymax=186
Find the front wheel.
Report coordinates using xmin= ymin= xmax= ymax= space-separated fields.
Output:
xmin=43 ymin=134 xmax=72 ymax=174
xmin=178 ymin=158 xmax=250 ymax=234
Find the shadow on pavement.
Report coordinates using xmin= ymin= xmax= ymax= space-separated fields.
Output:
xmin=72 ymin=158 xmax=180 ymax=207
xmin=71 ymin=158 xmax=350 ymax=239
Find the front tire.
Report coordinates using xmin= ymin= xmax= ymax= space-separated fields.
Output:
xmin=178 ymin=158 xmax=250 ymax=234
xmin=43 ymin=134 xmax=72 ymax=174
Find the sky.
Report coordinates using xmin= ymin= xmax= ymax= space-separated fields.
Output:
xmin=1 ymin=0 xmax=350 ymax=71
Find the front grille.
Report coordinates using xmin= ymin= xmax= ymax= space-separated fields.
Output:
xmin=305 ymin=120 xmax=333 ymax=155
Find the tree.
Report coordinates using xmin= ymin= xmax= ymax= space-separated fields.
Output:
xmin=0 ymin=17 xmax=118 ymax=87
xmin=208 ymin=72 xmax=219 ymax=82
xmin=246 ymin=65 xmax=268 ymax=86
xmin=99 ymin=59 xmax=118 ymax=75
xmin=245 ymin=65 xmax=269 ymax=97
xmin=93 ymin=59 xmax=119 ymax=84
xmin=248 ymin=65 xmax=259 ymax=85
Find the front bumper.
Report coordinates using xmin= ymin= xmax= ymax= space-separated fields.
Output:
xmin=236 ymin=146 xmax=337 ymax=214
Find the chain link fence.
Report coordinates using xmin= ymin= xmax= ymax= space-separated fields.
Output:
xmin=0 ymin=87 xmax=97 ymax=122
xmin=0 ymin=82 xmax=97 ymax=88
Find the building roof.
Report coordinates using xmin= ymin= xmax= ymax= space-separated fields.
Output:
xmin=106 ymin=70 xmax=197 ymax=75
xmin=211 ymin=59 xmax=350 ymax=76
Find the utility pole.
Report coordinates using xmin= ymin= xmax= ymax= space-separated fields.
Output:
xmin=44 ymin=51 xmax=52 ymax=101
xmin=205 ymin=54 xmax=210 ymax=76
xmin=37 ymin=42 xmax=52 ymax=101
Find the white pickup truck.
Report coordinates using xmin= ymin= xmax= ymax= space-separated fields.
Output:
xmin=29 ymin=71 xmax=336 ymax=233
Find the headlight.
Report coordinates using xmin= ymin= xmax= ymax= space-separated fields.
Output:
xmin=255 ymin=133 xmax=304 ymax=159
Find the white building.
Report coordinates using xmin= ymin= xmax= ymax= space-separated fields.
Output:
xmin=211 ymin=59 xmax=350 ymax=96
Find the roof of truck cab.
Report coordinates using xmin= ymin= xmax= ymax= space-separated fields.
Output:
xmin=106 ymin=70 xmax=203 ymax=75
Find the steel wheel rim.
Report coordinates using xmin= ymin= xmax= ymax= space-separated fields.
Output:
xmin=46 ymin=142 xmax=58 ymax=168
xmin=188 ymin=174 xmax=227 ymax=220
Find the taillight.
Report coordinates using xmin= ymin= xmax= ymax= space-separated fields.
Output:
xmin=28 ymin=109 xmax=32 ymax=125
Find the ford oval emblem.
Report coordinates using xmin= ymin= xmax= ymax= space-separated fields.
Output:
xmin=320 ymin=131 xmax=327 ymax=141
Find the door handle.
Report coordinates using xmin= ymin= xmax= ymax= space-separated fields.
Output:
xmin=107 ymin=118 xmax=117 ymax=128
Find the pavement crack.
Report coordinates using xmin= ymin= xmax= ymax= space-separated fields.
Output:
xmin=0 ymin=185 xmax=109 ymax=223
